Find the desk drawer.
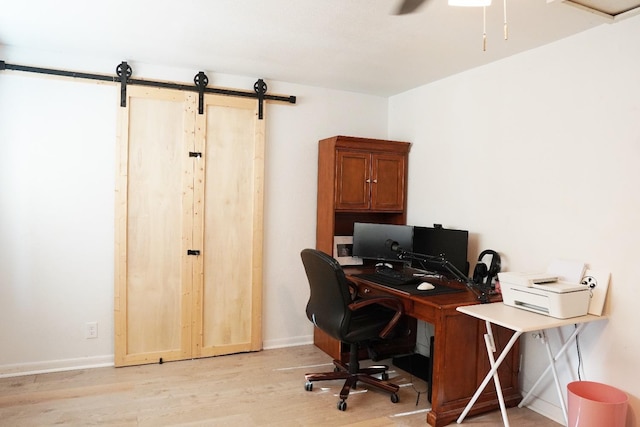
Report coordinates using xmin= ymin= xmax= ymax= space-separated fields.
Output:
xmin=358 ymin=283 xmax=414 ymax=313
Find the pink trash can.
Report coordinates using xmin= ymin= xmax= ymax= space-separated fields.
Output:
xmin=567 ymin=381 xmax=628 ymax=427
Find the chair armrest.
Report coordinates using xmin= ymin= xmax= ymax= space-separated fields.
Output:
xmin=346 ymin=279 xmax=359 ymax=301
xmin=348 ymin=296 xmax=404 ymax=339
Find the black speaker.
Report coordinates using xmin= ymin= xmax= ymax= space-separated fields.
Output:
xmin=472 ymin=250 xmax=501 ymax=288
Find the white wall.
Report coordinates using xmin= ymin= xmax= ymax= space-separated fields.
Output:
xmin=0 ymin=63 xmax=117 ymax=373
xmin=0 ymin=47 xmax=388 ymax=374
xmin=389 ymin=15 xmax=640 ymax=426
xmin=3 ymin=13 xmax=638 ymax=426
xmin=261 ymin=81 xmax=390 ymax=349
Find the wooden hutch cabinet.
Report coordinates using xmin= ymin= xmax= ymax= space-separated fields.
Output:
xmin=314 ymin=137 xmax=521 ymax=426
xmin=315 ymin=135 xmax=413 ymax=360
xmin=334 ymin=149 xmax=407 ymax=211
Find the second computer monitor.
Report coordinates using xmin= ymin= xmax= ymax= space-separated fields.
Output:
xmin=412 ymin=226 xmax=469 ymax=276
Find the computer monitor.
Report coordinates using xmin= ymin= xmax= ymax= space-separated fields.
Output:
xmin=412 ymin=226 xmax=469 ymax=276
xmin=352 ymin=222 xmax=413 ymax=264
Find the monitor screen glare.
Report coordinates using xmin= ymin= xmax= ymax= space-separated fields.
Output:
xmin=352 ymin=222 xmax=413 ymax=264
xmin=412 ymin=226 xmax=469 ymax=276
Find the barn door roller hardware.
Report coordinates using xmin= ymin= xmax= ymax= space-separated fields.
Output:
xmin=194 ymin=71 xmax=208 ymax=115
xmin=0 ymin=60 xmax=296 ymax=119
xmin=116 ymin=61 xmax=132 ymax=108
xmin=254 ymin=79 xmax=267 ymax=119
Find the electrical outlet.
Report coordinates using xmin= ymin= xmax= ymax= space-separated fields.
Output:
xmin=85 ymin=321 xmax=98 ymax=339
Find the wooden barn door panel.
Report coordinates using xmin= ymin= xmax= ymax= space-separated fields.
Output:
xmin=115 ymin=87 xmax=196 ymax=367
xmin=194 ymin=95 xmax=264 ymax=357
xmin=115 ymin=87 xmax=263 ymax=367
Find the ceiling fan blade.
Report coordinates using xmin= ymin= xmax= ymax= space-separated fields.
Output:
xmin=394 ymin=0 xmax=428 ymax=15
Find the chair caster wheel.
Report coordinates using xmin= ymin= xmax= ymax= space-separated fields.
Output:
xmin=305 ymin=381 xmax=313 ymax=391
xmin=337 ymin=400 xmax=347 ymax=411
xmin=391 ymin=393 xmax=399 ymax=403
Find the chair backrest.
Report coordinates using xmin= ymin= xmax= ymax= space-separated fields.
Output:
xmin=300 ymin=248 xmax=354 ymax=341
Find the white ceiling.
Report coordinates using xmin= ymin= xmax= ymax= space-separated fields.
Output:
xmin=0 ymin=0 xmax=637 ymax=96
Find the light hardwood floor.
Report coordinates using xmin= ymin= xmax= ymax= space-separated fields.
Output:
xmin=0 ymin=345 xmax=561 ymax=426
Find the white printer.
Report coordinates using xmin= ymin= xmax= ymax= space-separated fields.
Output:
xmin=498 ymin=271 xmax=590 ymax=319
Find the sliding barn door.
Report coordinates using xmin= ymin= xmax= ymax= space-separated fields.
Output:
xmin=115 ymin=86 xmax=264 ymax=367
xmin=193 ymin=94 xmax=264 ymax=357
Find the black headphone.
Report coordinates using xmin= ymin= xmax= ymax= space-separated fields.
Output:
xmin=472 ymin=250 xmax=501 ymax=288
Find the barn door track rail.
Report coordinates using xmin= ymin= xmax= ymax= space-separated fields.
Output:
xmin=0 ymin=60 xmax=296 ymax=119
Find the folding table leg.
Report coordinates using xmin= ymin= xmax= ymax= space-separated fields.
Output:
xmin=518 ymin=322 xmax=587 ymax=424
xmin=484 ymin=322 xmax=510 ymax=426
xmin=457 ymin=323 xmax=522 ymax=425
xmin=542 ymin=330 xmax=569 ymax=425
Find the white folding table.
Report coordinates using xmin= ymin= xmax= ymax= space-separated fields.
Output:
xmin=456 ymin=302 xmax=606 ymax=426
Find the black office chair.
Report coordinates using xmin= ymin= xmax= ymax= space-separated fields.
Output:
xmin=300 ymin=248 xmax=404 ymax=411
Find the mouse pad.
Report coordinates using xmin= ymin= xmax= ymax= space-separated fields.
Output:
xmin=380 ymin=282 xmax=466 ymax=296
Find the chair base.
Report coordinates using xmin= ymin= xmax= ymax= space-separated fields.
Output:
xmin=304 ymin=358 xmax=400 ymax=410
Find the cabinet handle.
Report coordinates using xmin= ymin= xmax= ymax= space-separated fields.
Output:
xmin=366 ymin=179 xmax=371 ymax=183
xmin=363 ymin=287 xmax=371 ymax=294
xmin=373 ymin=179 xmax=378 ymax=183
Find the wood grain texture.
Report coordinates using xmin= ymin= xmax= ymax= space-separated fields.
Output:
xmin=0 ymin=345 xmax=561 ymax=427
xmin=115 ymin=87 xmax=264 ymax=367
xmin=115 ymin=87 xmax=192 ymax=367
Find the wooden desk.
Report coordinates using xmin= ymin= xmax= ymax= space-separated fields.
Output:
xmin=340 ymin=269 xmax=522 ymax=427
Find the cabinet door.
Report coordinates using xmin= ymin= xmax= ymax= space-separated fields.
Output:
xmin=371 ymin=152 xmax=406 ymax=211
xmin=334 ymin=149 xmax=406 ymax=212
xmin=335 ymin=149 xmax=371 ymax=210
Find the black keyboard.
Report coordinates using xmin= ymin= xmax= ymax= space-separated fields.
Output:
xmin=353 ymin=272 xmax=421 ymax=286
xmin=376 ymin=268 xmax=405 ymax=279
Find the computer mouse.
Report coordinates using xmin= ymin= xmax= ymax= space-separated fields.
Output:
xmin=417 ymin=282 xmax=435 ymax=291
